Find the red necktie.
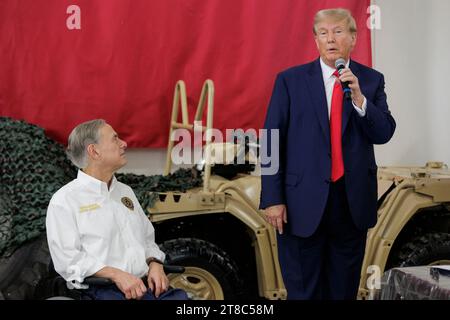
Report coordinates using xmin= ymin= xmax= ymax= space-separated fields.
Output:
xmin=330 ymin=70 xmax=344 ymax=182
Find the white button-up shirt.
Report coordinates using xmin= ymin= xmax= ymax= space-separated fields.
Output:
xmin=319 ymin=58 xmax=367 ymax=118
xmin=46 ymin=170 xmax=165 ymax=288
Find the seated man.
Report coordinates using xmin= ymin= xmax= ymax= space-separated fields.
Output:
xmin=46 ymin=119 xmax=188 ymax=300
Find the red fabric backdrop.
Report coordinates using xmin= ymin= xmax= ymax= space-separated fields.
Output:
xmin=0 ymin=0 xmax=371 ymax=147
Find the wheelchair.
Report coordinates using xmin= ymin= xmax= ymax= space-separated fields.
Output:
xmin=36 ymin=263 xmax=186 ymax=300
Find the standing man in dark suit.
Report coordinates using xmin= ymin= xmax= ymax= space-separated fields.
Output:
xmin=260 ymin=8 xmax=396 ymax=299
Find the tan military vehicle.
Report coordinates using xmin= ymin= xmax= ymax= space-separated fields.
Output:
xmin=146 ymin=80 xmax=450 ymax=300
xmin=359 ymin=162 xmax=450 ymax=299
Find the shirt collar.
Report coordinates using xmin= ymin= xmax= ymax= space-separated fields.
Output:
xmin=319 ymin=58 xmax=350 ymax=80
xmin=77 ymin=170 xmax=117 ymax=195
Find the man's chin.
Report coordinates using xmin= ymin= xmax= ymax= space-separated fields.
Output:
xmin=114 ymin=158 xmax=127 ymax=171
xmin=322 ymin=55 xmax=340 ymax=67
xmin=326 ymin=53 xmax=340 ymax=61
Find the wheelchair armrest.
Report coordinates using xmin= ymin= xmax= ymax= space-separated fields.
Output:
xmin=163 ymin=264 xmax=185 ymax=274
xmin=81 ymin=264 xmax=184 ymax=287
xmin=83 ymin=276 xmax=114 ymax=286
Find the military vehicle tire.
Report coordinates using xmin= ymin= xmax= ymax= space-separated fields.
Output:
xmin=396 ymin=232 xmax=450 ymax=267
xmin=160 ymin=238 xmax=244 ymax=300
xmin=0 ymin=235 xmax=51 ymax=299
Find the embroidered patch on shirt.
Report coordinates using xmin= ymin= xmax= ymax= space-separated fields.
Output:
xmin=79 ymin=203 xmax=101 ymax=213
xmin=121 ymin=197 xmax=134 ymax=211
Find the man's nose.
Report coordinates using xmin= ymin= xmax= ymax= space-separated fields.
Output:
xmin=327 ymin=33 xmax=336 ymax=43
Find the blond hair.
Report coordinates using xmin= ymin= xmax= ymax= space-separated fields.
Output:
xmin=313 ymin=8 xmax=357 ymax=35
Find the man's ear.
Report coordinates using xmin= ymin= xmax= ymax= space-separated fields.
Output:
xmin=351 ymin=32 xmax=357 ymax=48
xmin=314 ymin=36 xmax=320 ymax=50
xmin=86 ymin=144 xmax=100 ymax=160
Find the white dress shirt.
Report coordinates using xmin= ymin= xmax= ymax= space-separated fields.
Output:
xmin=46 ymin=170 xmax=165 ymax=288
xmin=319 ymin=58 xmax=367 ymax=118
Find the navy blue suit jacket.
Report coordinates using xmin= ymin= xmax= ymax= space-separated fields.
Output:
xmin=260 ymin=59 xmax=396 ymax=237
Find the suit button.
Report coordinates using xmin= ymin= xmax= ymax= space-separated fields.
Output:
xmin=327 ymin=152 xmax=331 ymax=158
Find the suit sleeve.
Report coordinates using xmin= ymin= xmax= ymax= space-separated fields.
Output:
xmin=357 ymin=74 xmax=396 ymax=144
xmin=259 ymin=73 xmax=290 ymax=209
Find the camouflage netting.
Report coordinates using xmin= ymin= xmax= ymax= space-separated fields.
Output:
xmin=0 ymin=117 xmax=202 ymax=258
xmin=0 ymin=117 xmax=77 ymax=258
xmin=116 ymin=168 xmax=202 ymax=211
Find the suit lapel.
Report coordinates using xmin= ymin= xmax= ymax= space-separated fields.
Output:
xmin=342 ymin=60 xmax=359 ymax=135
xmin=306 ymin=59 xmax=330 ymax=147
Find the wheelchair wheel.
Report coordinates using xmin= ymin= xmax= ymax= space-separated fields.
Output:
xmin=0 ymin=235 xmax=51 ymax=299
